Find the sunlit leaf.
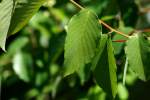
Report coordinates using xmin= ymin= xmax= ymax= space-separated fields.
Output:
xmin=126 ymin=34 xmax=150 ymax=81
xmin=64 ymin=9 xmax=101 ymax=76
xmin=0 ymin=0 xmax=14 ymax=50
xmin=117 ymin=83 xmax=129 ymax=100
xmin=13 ymin=52 xmax=33 ymax=82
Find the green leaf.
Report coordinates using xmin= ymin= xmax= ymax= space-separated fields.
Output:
xmin=76 ymin=63 xmax=91 ymax=84
xmin=8 ymin=37 xmax=29 ymax=55
xmin=92 ymin=34 xmax=108 ymax=70
xmin=126 ymin=34 xmax=150 ymax=81
xmin=112 ymin=26 xmax=133 ymax=55
xmin=117 ymin=83 xmax=129 ymax=100
xmin=87 ymin=85 xmax=106 ymax=100
xmin=94 ymin=35 xmax=117 ymax=98
xmin=0 ymin=0 xmax=14 ymax=50
xmin=13 ymin=52 xmax=33 ymax=82
xmin=35 ymin=72 xmax=48 ymax=86
xmin=64 ymin=9 xmax=101 ymax=76
xmin=0 ymin=37 xmax=28 ymax=67
xmin=8 ymin=0 xmax=46 ymax=35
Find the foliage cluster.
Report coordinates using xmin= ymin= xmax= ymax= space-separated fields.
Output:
xmin=0 ymin=0 xmax=150 ymax=100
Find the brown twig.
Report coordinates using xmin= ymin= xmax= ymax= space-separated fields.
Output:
xmin=140 ymin=28 xmax=150 ymax=33
xmin=112 ymin=40 xmax=127 ymax=42
xmin=128 ymin=28 xmax=150 ymax=35
xmin=140 ymin=8 xmax=150 ymax=14
xmin=99 ymin=20 xmax=129 ymax=38
xmin=70 ymin=0 xmax=84 ymax=9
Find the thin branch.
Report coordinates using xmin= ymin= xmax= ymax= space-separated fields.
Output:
xmin=112 ymin=40 xmax=127 ymax=42
xmin=139 ymin=28 xmax=150 ymax=33
xmin=128 ymin=28 xmax=150 ymax=35
xmin=70 ymin=0 xmax=130 ymax=38
xmin=70 ymin=0 xmax=84 ymax=9
xmin=140 ymin=8 xmax=150 ymax=14
xmin=99 ymin=20 xmax=129 ymax=38
xmin=108 ymin=30 xmax=113 ymax=35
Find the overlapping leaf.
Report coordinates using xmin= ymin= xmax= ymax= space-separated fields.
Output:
xmin=0 ymin=0 xmax=14 ymax=50
xmin=8 ymin=0 xmax=46 ymax=35
xmin=0 ymin=0 xmax=46 ymax=50
xmin=93 ymin=34 xmax=117 ymax=98
xmin=126 ymin=34 xmax=150 ymax=81
xmin=92 ymin=34 xmax=108 ymax=70
xmin=64 ymin=9 xmax=101 ymax=76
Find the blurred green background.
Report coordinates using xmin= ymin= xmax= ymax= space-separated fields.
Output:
xmin=1 ymin=0 xmax=150 ymax=100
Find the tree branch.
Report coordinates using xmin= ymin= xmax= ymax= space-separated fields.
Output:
xmin=70 ymin=0 xmax=129 ymax=38
xmin=70 ymin=0 xmax=84 ymax=9
xmin=99 ymin=20 xmax=129 ymax=38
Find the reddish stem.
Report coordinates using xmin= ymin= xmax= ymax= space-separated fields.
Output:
xmin=112 ymin=40 xmax=127 ymax=42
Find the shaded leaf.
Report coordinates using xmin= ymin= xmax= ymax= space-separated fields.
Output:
xmin=0 ymin=0 xmax=14 ymax=50
xmin=87 ymin=85 xmax=106 ymax=100
xmin=8 ymin=37 xmax=29 ymax=55
xmin=94 ymin=35 xmax=117 ymax=98
xmin=92 ymin=34 xmax=108 ymax=70
xmin=35 ymin=72 xmax=48 ymax=86
xmin=0 ymin=37 xmax=28 ymax=67
xmin=64 ymin=9 xmax=101 ymax=76
xmin=77 ymin=63 xmax=91 ymax=84
xmin=126 ymin=34 xmax=150 ymax=81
